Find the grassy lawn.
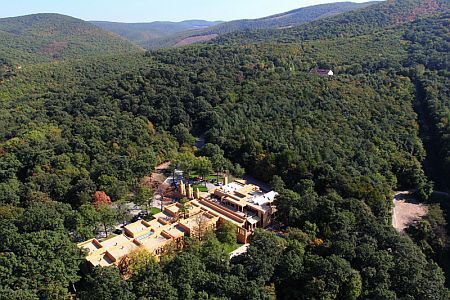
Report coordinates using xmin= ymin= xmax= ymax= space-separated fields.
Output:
xmin=141 ymin=208 xmax=162 ymax=221
xmin=192 ymin=184 xmax=208 ymax=192
xmin=223 ymin=242 xmax=242 ymax=254
xmin=189 ymin=173 xmax=222 ymax=182
xmin=149 ymin=207 xmax=162 ymax=215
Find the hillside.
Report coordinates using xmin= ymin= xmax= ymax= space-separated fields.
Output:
xmin=0 ymin=0 xmax=449 ymax=299
xmin=91 ymin=20 xmax=222 ymax=46
xmin=216 ymin=0 xmax=446 ymax=44
xmin=0 ymin=13 xmax=141 ymax=65
xmin=127 ymin=1 xmax=377 ymax=48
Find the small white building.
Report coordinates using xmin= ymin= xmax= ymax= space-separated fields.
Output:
xmin=311 ymin=68 xmax=334 ymax=76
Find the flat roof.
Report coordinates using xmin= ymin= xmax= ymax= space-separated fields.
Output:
xmin=165 ymin=205 xmax=180 ymax=214
xmin=78 ymin=239 xmax=102 ymax=254
xmin=192 ymin=199 xmax=246 ymax=227
xmin=181 ymin=213 xmax=215 ymax=230
xmin=100 ymin=234 xmax=130 ymax=248
xmin=147 ymin=219 xmax=165 ymax=230
xmin=108 ymin=241 xmax=140 ymax=260
xmin=124 ymin=220 xmax=151 ymax=235
xmin=140 ymin=235 xmax=171 ymax=250
xmin=165 ymin=225 xmax=186 ymax=239
xmin=87 ymin=253 xmax=114 ymax=267
xmin=249 ymin=191 xmax=278 ymax=206
xmin=154 ymin=211 xmax=176 ymax=223
xmin=217 ymin=181 xmax=277 ymax=213
xmin=220 ymin=182 xmax=260 ymax=200
xmin=224 ymin=196 xmax=247 ymax=207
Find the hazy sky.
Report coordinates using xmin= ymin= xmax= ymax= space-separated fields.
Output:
xmin=1 ymin=0 xmax=375 ymax=22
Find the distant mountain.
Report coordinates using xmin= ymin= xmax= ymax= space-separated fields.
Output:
xmin=0 ymin=13 xmax=141 ymax=65
xmin=215 ymin=0 xmax=447 ymax=45
xmin=91 ymin=20 xmax=223 ymax=46
xmin=141 ymin=1 xmax=378 ymax=49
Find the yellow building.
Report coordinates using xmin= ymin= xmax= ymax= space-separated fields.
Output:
xmin=212 ymin=180 xmax=278 ymax=228
xmin=78 ymin=203 xmax=218 ymax=268
xmin=78 ymin=179 xmax=277 ymax=267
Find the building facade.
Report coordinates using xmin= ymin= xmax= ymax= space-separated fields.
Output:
xmin=78 ymin=178 xmax=277 ymax=267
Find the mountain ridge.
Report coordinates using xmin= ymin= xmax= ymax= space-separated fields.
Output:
xmin=0 ymin=13 xmax=141 ymax=65
xmin=92 ymin=1 xmax=379 ymax=49
xmin=90 ymin=20 xmax=223 ymax=45
xmin=215 ymin=0 xmax=447 ymax=45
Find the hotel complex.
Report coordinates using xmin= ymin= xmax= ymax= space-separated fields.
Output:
xmin=78 ymin=177 xmax=278 ymax=268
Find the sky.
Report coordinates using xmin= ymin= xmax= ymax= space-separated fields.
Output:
xmin=0 ymin=0 xmax=374 ymax=22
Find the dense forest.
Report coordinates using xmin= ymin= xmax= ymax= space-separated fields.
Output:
xmin=0 ymin=13 xmax=140 ymax=65
xmin=139 ymin=1 xmax=375 ymax=49
xmin=91 ymin=20 xmax=223 ymax=47
xmin=0 ymin=0 xmax=449 ymax=299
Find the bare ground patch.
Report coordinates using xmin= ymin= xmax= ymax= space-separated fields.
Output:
xmin=393 ymin=191 xmax=428 ymax=233
xmin=174 ymin=34 xmax=218 ymax=47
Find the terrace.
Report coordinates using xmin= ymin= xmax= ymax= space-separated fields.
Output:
xmin=87 ymin=253 xmax=115 ymax=267
xmin=165 ymin=225 xmax=186 ymax=239
xmin=78 ymin=239 xmax=103 ymax=255
xmin=124 ymin=220 xmax=152 ymax=238
xmin=153 ymin=211 xmax=176 ymax=224
xmin=138 ymin=233 xmax=172 ymax=253
xmin=107 ymin=241 xmax=140 ymax=261
xmin=100 ymin=234 xmax=130 ymax=248
xmin=78 ymin=178 xmax=276 ymax=266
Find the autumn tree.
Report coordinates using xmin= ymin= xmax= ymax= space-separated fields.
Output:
xmin=119 ymin=248 xmax=156 ymax=279
xmin=93 ymin=191 xmax=111 ymax=208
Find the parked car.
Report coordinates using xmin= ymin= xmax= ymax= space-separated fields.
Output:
xmin=113 ymin=229 xmax=123 ymax=235
xmin=120 ymin=221 xmax=128 ymax=228
xmin=131 ymin=215 xmax=141 ymax=222
xmin=131 ymin=212 xmax=147 ymax=223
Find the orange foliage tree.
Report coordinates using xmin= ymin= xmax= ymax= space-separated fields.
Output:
xmin=93 ymin=191 xmax=111 ymax=208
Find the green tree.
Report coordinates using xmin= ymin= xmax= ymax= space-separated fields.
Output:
xmin=128 ymin=251 xmax=178 ymax=299
xmin=175 ymin=152 xmax=196 ymax=181
xmin=241 ymin=229 xmax=285 ymax=283
xmin=76 ymin=204 xmax=100 ymax=240
xmin=194 ymin=156 xmax=213 ymax=187
xmin=171 ymin=123 xmax=196 ymax=146
xmin=211 ymin=154 xmax=229 ymax=182
xmin=97 ymin=203 xmax=117 ymax=238
xmin=179 ymin=198 xmax=192 ymax=219
xmin=134 ymin=186 xmax=154 ymax=214
xmin=115 ymin=198 xmax=132 ymax=226
xmin=216 ymin=220 xmax=237 ymax=245
xmin=0 ymin=205 xmax=82 ymax=300
xmin=79 ymin=267 xmax=134 ymax=300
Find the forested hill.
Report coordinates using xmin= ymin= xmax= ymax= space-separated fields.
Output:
xmin=214 ymin=0 xmax=450 ymax=189
xmin=216 ymin=0 xmax=447 ymax=44
xmin=0 ymin=13 xmax=141 ymax=65
xmin=0 ymin=0 xmax=450 ymax=299
xmin=141 ymin=1 xmax=377 ymax=49
xmin=91 ymin=20 xmax=223 ymax=46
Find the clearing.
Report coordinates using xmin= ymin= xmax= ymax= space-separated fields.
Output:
xmin=392 ymin=191 xmax=428 ymax=233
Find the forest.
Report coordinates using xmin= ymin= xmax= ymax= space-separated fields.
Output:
xmin=0 ymin=13 xmax=140 ymax=65
xmin=142 ymin=1 xmax=375 ymax=49
xmin=0 ymin=0 xmax=449 ymax=299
